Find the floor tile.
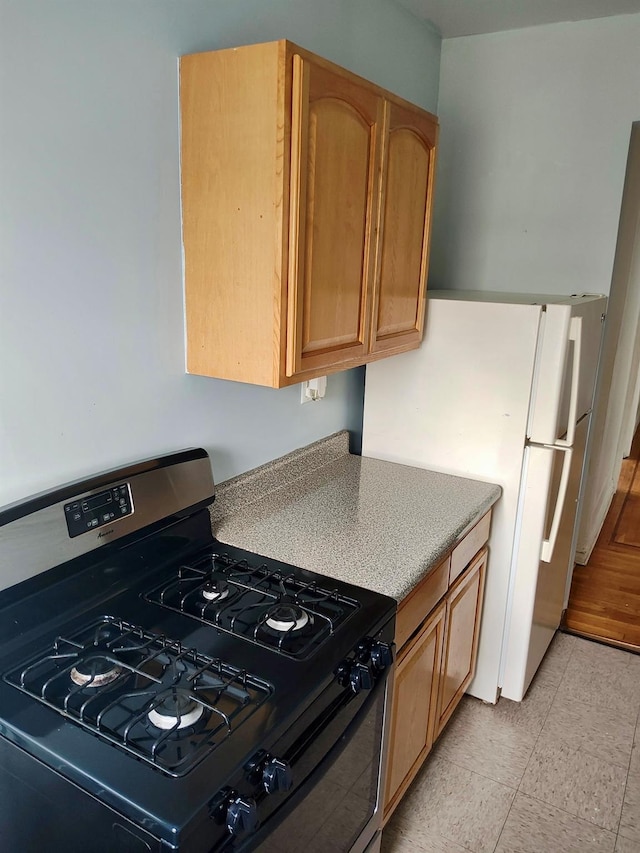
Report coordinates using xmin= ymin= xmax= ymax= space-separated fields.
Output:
xmin=555 ymin=639 xmax=640 ymax=718
xmin=615 ymin=834 xmax=640 ymax=852
xmin=570 ymin=638 xmax=640 ymax=669
xmin=619 ymin=772 xmax=640 ymax=843
xmin=520 ymin=736 xmax=627 ymax=831
xmin=382 ymin=824 xmax=469 ymax=853
xmin=431 ymin=695 xmax=539 ymax=787
xmin=533 ymin=631 xmax=576 ymax=689
xmin=494 ymin=792 xmax=616 ymax=852
xmin=541 ymin=695 xmax=636 ymax=768
xmin=492 ymin=678 xmax=557 ymax=733
xmin=392 ymin=752 xmax=515 ymax=853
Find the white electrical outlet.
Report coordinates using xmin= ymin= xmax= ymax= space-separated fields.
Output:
xmin=301 ymin=377 xmax=327 ymax=404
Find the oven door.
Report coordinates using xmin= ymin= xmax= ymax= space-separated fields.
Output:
xmin=232 ymin=665 xmax=391 ymax=853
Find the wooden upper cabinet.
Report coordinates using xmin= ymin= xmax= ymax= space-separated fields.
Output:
xmin=180 ymin=40 xmax=438 ymax=387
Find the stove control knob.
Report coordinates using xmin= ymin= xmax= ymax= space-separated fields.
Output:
xmin=263 ymin=757 xmax=293 ymax=794
xmin=226 ymin=796 xmax=259 ymax=837
xmin=349 ymin=662 xmax=374 ymax=693
xmin=370 ymin=641 xmax=394 ymax=672
xmin=337 ymin=660 xmax=375 ymax=693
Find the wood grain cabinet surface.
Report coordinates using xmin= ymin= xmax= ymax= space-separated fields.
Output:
xmin=435 ymin=548 xmax=487 ymax=738
xmin=180 ymin=40 xmax=438 ymax=387
xmin=384 ymin=601 xmax=445 ymax=820
xmin=383 ymin=514 xmax=490 ymax=824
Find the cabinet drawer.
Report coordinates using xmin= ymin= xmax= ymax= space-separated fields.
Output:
xmin=450 ymin=511 xmax=491 ymax=584
xmin=395 ymin=556 xmax=449 ymax=650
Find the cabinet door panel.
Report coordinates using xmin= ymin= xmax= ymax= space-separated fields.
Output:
xmin=287 ymin=56 xmax=383 ymax=376
xmin=436 ymin=549 xmax=487 ymax=736
xmin=303 ymin=99 xmax=369 ymax=351
xmin=371 ymin=102 xmax=437 ymax=354
xmin=384 ymin=602 xmax=445 ymax=822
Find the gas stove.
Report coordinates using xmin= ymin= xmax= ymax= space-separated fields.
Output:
xmin=0 ymin=449 xmax=395 ymax=853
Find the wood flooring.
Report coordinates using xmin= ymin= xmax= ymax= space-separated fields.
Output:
xmin=563 ymin=429 xmax=640 ymax=651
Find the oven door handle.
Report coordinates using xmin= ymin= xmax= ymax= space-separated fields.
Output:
xmin=288 ymin=664 xmax=388 ymax=766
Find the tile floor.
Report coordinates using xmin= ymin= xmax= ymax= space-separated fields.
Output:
xmin=382 ymin=632 xmax=640 ymax=853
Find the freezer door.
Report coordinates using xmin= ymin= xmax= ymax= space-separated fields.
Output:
xmin=528 ymin=297 xmax=605 ymax=444
xmin=500 ymin=415 xmax=589 ymax=702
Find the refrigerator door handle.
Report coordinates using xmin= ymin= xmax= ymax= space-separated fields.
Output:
xmin=555 ymin=315 xmax=582 ymax=448
xmin=540 ymin=444 xmax=574 ymax=562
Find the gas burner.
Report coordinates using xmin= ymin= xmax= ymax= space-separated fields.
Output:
xmin=145 ymin=549 xmax=360 ymax=658
xmin=202 ymin=576 xmax=229 ymax=602
xmin=148 ymin=691 xmax=205 ymax=730
xmin=5 ymin=617 xmax=273 ymax=776
xmin=264 ymin=603 xmax=310 ymax=633
xmin=70 ymin=657 xmax=122 ymax=688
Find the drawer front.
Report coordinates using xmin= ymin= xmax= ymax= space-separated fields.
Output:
xmin=396 ymin=556 xmax=449 ymax=650
xmin=450 ymin=511 xmax=491 ymax=585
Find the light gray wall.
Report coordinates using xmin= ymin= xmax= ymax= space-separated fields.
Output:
xmin=0 ymin=0 xmax=440 ymax=506
xmin=430 ymin=13 xmax=640 ymax=295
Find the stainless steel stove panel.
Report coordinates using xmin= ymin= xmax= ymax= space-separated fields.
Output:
xmin=0 ymin=450 xmax=214 ymax=591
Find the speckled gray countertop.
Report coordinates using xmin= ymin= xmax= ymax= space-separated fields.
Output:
xmin=211 ymin=432 xmax=501 ymax=601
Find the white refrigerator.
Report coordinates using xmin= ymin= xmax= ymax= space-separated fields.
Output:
xmin=362 ymin=290 xmax=607 ymax=703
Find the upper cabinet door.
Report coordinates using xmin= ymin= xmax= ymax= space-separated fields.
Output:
xmin=370 ymin=102 xmax=437 ymax=355
xmin=286 ymin=54 xmax=384 ymax=378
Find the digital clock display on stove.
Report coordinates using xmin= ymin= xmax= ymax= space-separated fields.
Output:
xmin=64 ymin=483 xmax=133 ymax=538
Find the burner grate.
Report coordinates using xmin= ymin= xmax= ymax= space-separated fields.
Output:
xmin=3 ymin=617 xmax=273 ymax=776
xmin=145 ymin=551 xmax=359 ymax=658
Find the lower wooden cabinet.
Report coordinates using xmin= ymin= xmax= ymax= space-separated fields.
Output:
xmin=384 ymin=601 xmax=445 ymax=818
xmin=435 ymin=548 xmax=487 ymax=738
xmin=383 ymin=517 xmax=490 ymax=823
